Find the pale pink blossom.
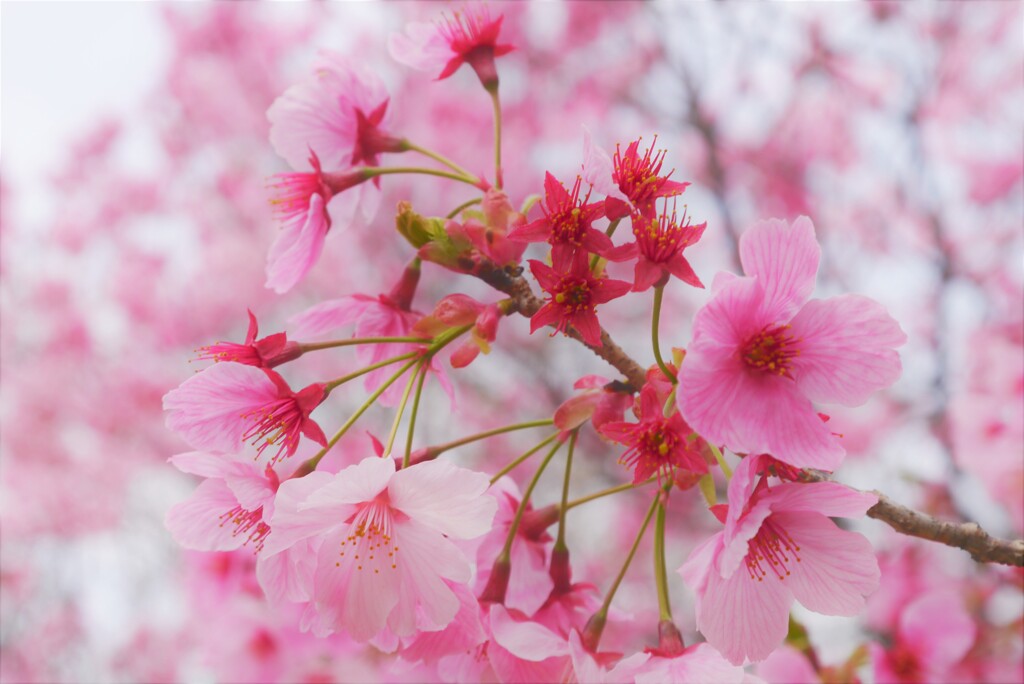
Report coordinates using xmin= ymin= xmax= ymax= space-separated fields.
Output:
xmin=566 ymin=629 xmax=651 ymax=683
xmin=871 ymin=592 xmax=977 ymax=683
xmin=633 ymin=641 xmax=749 ymax=684
xmin=389 ymin=5 xmax=514 ymax=88
xmin=262 ymin=455 xmax=496 ymax=641
xmin=267 ymin=52 xmax=402 ymax=172
xmin=264 ymin=156 xmax=372 ymax=293
xmin=677 ymin=217 xmax=906 ymax=470
xmin=553 ymin=375 xmax=633 ymax=435
xmin=165 ymin=451 xmax=280 ymax=552
xmin=679 ymin=454 xmax=880 ymax=664
xmin=163 ymin=362 xmax=327 ymax=464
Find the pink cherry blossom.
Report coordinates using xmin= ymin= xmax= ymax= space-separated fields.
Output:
xmin=163 ymin=363 xmax=328 ymax=464
xmin=166 ymin=451 xmax=280 ymax=552
xmin=195 ymin=309 xmax=302 ymax=368
xmin=633 ymin=641 xmax=750 ymax=684
xmin=677 ymin=217 xmax=907 ymax=470
xmin=679 ymin=454 xmax=880 ymax=664
xmin=262 ymin=455 xmax=496 ymax=641
xmin=599 ymin=382 xmax=708 ymax=483
xmin=267 ymin=51 xmax=402 ymax=172
xmin=389 ymin=5 xmax=514 ymax=88
xmin=264 ymin=154 xmax=372 ymax=294
xmin=529 ymin=249 xmax=632 ymax=347
xmin=508 ymin=172 xmax=617 ymax=262
xmin=871 ymin=592 xmax=977 ymax=683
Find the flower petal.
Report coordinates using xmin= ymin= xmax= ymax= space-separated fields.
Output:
xmin=789 ymin=295 xmax=906 ymax=406
xmin=165 ymin=479 xmax=245 ymax=552
xmin=774 ymin=511 xmax=880 ymax=616
xmin=265 ymin=192 xmax=329 ymax=294
xmin=739 ymin=216 xmax=819 ymax=323
xmin=388 ymin=460 xmax=496 ymax=539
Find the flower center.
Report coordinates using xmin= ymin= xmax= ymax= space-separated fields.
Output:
xmin=241 ymin=398 xmax=304 ymax=465
xmin=553 ymin=278 xmax=592 ymax=311
xmin=613 ymin=137 xmax=682 ymax=208
xmin=549 ymin=177 xmax=593 ymax=246
xmin=745 ymin=517 xmax=801 ymax=582
xmin=336 ymin=500 xmax=399 ymax=575
xmin=634 ymin=204 xmax=693 ymax=263
xmin=219 ymin=504 xmax=270 ymax=552
xmin=742 ymin=325 xmax=799 ymax=377
xmin=618 ymin=420 xmax=680 ymax=478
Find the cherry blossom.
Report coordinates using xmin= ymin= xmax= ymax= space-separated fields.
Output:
xmin=163 ymin=363 xmax=328 ymax=464
xmin=528 ymin=249 xmax=631 ymax=347
xmin=195 ymin=309 xmax=301 ymax=368
xmin=677 ymin=216 xmax=907 ymax=470
xmin=262 ymin=455 xmax=496 ymax=641
xmin=679 ymin=454 xmax=880 ymax=664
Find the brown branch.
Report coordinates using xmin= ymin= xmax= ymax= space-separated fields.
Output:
xmin=471 ymin=260 xmax=1024 ymax=566
xmin=801 ymin=471 xmax=1024 ymax=567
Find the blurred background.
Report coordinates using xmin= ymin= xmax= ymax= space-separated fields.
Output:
xmin=2 ymin=2 xmax=1021 ymax=682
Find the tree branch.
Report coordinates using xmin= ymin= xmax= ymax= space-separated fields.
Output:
xmin=802 ymin=471 xmax=1024 ymax=567
xmin=472 ymin=260 xmax=1024 ymax=567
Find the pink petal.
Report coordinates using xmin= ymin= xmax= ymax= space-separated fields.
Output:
xmin=756 ymin=645 xmax=820 ymax=684
xmin=633 ymin=258 xmax=666 ymax=292
xmin=399 ymin=582 xmax=488 ymax=664
xmin=582 ymin=126 xmax=627 ymax=201
xmin=679 ymin=532 xmax=724 ymax=600
xmin=692 ymin=553 xmax=793 ymax=665
xmin=168 ymin=451 xmax=234 ymax=478
xmin=313 ymin=527 xmax=399 ymax=641
xmin=899 ymin=592 xmax=976 ymax=668
xmin=760 ymin=481 xmax=878 ymax=518
xmin=165 ymin=479 xmax=245 ymax=551
xmin=489 ymin=605 xmax=570 ymax=661
xmin=256 ymin=537 xmax=318 ymax=605
xmin=574 ymin=375 xmax=611 ymax=390
xmin=301 ymin=455 xmax=395 ymax=510
xmin=726 ymin=455 xmax=769 ymax=522
xmin=506 ymin=531 xmax=554 ymax=616
xmin=773 ymin=511 xmax=880 ymax=616
xmin=163 ymin=363 xmax=278 ymax=454
xmin=265 ymin=192 xmax=329 ymax=294
xmin=571 ymin=311 xmax=604 ymax=347
xmin=667 ymin=253 xmax=704 ymax=289
xmin=508 ymin=217 xmax=554 ymax=243
xmin=260 ymin=471 xmax=337 ymax=558
xmin=719 ymin=501 xmax=775 ymax=579
xmin=288 ymin=295 xmax=373 ymax=340
xmin=788 ymin=295 xmax=906 ymax=406
xmin=223 ymin=465 xmax=276 ymax=511
xmin=530 ymin=303 xmax=562 ymax=334
xmin=387 ymin=22 xmax=451 ymax=74
xmin=388 ymin=460 xmax=496 ymax=539
xmin=637 ymin=643 xmax=746 ymax=684
xmin=554 ymin=393 xmax=600 ymax=431
xmin=739 ymin=216 xmax=820 ymax=323
xmin=387 ymin=519 xmax=470 ymax=636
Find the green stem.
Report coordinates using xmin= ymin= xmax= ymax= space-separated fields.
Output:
xmin=564 ymin=476 xmax=658 ymax=510
xmin=382 ymin=360 xmax=425 ymax=457
xmin=323 ymin=351 xmax=420 ymax=393
xmin=497 ymin=439 xmax=562 ymax=562
xmin=652 ymin=285 xmax=676 ymax=383
xmin=402 ymin=141 xmax=478 ymax=180
xmin=299 ymin=337 xmax=429 ymax=353
xmin=365 ymin=166 xmax=479 ymax=187
xmin=554 ymin=430 xmax=578 ymax=551
xmin=710 ymin=443 xmax=732 ymax=479
xmin=294 ymin=357 xmax=420 ymax=476
xmin=402 ymin=365 xmax=429 ymax=468
xmin=490 ymin=432 xmax=560 ymax=484
xmin=590 ymin=218 xmax=621 ymax=271
xmin=654 ymin=498 xmax=673 ymax=621
xmin=489 ymin=88 xmax=503 ymax=189
xmin=592 ymin=489 xmax=662 ymax=629
xmin=429 ymin=419 xmax=554 ymax=459
xmin=447 ymin=197 xmax=483 ymax=219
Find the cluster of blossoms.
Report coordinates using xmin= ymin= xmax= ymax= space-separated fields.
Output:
xmin=161 ymin=5 xmax=925 ymax=681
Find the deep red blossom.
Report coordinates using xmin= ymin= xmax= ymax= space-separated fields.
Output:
xmin=599 ymin=383 xmax=708 ymax=483
xmin=196 ymin=310 xmax=301 ymax=369
xmin=508 ymin=173 xmax=614 ymax=262
xmin=618 ymin=203 xmax=707 ymax=291
xmin=528 ymin=250 xmax=631 ymax=347
xmin=584 ymin=133 xmax=690 ymax=221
